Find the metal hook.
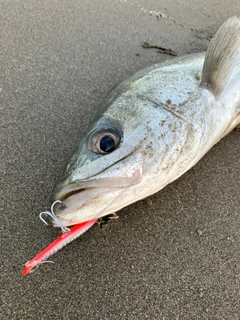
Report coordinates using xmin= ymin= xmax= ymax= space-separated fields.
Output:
xmin=39 ymin=200 xmax=70 ymax=233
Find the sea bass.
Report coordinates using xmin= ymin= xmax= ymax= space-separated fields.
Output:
xmin=52 ymin=17 xmax=240 ymax=227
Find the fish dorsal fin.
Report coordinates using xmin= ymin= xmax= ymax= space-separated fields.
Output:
xmin=200 ymin=16 xmax=240 ymax=97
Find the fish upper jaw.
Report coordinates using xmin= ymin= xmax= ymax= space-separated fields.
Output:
xmin=53 ymin=151 xmax=144 ymax=200
xmin=54 ymin=167 xmax=143 ymax=202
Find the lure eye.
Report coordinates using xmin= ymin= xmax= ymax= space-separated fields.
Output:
xmin=88 ymin=127 xmax=121 ymax=154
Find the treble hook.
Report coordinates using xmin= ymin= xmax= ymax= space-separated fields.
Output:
xmin=39 ymin=200 xmax=70 ymax=233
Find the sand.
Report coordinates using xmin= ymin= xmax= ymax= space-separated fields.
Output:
xmin=0 ymin=0 xmax=239 ymax=319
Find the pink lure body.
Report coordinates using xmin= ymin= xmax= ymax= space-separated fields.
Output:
xmin=23 ymin=219 xmax=97 ymax=276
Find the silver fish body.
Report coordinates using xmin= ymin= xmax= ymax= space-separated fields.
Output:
xmin=52 ymin=18 xmax=240 ymax=226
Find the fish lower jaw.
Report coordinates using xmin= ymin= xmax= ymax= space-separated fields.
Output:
xmin=52 ymin=186 xmax=123 ymax=227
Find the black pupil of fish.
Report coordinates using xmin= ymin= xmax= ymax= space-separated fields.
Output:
xmin=100 ymin=135 xmax=115 ymax=152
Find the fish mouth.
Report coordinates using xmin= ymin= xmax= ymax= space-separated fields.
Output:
xmin=53 ymin=184 xmax=133 ymax=227
xmin=52 ymin=151 xmax=144 ymax=226
xmin=54 ymin=166 xmax=142 ymax=201
xmin=53 ymin=186 xmax=117 ymax=226
xmin=52 ymin=167 xmax=143 ymax=226
xmin=56 ymin=187 xmax=86 ymax=202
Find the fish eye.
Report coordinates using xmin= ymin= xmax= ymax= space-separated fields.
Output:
xmin=88 ymin=127 xmax=121 ymax=154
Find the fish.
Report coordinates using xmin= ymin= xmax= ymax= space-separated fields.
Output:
xmin=23 ymin=17 xmax=240 ymax=276
xmin=52 ymin=16 xmax=240 ymax=227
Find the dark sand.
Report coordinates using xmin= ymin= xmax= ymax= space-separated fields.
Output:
xmin=0 ymin=1 xmax=239 ymax=319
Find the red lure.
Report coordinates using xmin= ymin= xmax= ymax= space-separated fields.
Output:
xmin=23 ymin=219 xmax=97 ymax=276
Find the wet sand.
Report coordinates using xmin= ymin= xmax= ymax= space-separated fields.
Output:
xmin=0 ymin=1 xmax=239 ymax=319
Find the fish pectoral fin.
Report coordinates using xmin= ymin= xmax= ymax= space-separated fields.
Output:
xmin=200 ymin=16 xmax=240 ymax=98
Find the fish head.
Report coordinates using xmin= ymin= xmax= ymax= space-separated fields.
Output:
xmin=52 ymin=56 xmax=207 ymax=227
xmin=52 ymin=90 xmax=165 ymax=226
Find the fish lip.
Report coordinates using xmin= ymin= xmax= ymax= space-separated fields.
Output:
xmin=54 ymin=168 xmax=143 ymax=202
xmin=55 ymin=187 xmax=86 ymax=202
xmin=53 ymin=180 xmax=99 ymax=202
xmin=52 ymin=177 xmax=125 ymax=202
xmin=52 ymin=178 xmax=101 ymax=202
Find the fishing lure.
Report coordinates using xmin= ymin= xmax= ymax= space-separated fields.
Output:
xmin=23 ymin=201 xmax=97 ymax=276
